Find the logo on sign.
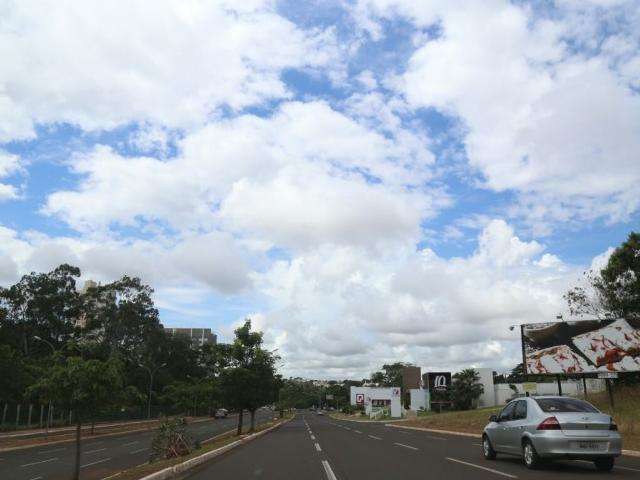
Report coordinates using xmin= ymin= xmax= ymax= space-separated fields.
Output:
xmin=426 ymin=372 xmax=451 ymax=393
xmin=434 ymin=375 xmax=447 ymax=389
xmin=392 ymin=388 xmax=400 ymax=397
xmin=355 ymin=393 xmax=364 ymax=404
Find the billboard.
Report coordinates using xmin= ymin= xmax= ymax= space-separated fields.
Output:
xmin=425 ymin=372 xmax=451 ymax=392
xmin=522 ymin=318 xmax=640 ymax=374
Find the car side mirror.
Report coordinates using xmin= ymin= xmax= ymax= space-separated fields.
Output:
xmin=489 ymin=414 xmax=499 ymax=423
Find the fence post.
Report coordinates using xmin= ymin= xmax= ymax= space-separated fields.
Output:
xmin=49 ymin=404 xmax=54 ymax=429
xmin=16 ymin=404 xmax=21 ymax=429
xmin=68 ymin=410 xmax=72 ymax=426
xmin=39 ymin=404 xmax=44 ymax=429
xmin=28 ymin=404 xmax=33 ymax=428
xmin=1 ymin=403 xmax=7 ymax=428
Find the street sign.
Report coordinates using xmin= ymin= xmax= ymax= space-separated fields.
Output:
xmin=598 ymin=372 xmax=618 ymax=379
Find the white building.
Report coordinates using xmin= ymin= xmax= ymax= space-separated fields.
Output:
xmin=350 ymin=386 xmax=402 ymax=418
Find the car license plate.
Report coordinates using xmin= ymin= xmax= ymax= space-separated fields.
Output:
xmin=574 ymin=441 xmax=605 ymax=451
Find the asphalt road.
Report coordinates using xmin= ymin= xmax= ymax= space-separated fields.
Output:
xmin=187 ymin=413 xmax=640 ymax=479
xmin=0 ymin=409 xmax=274 ymax=480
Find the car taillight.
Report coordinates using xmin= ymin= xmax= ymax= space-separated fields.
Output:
xmin=537 ymin=416 xmax=561 ymax=430
xmin=610 ymin=421 xmax=618 ymax=431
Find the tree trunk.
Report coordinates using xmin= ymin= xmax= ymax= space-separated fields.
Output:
xmin=236 ymin=409 xmax=243 ymax=436
xmin=74 ymin=420 xmax=82 ymax=480
xmin=249 ymin=409 xmax=256 ymax=433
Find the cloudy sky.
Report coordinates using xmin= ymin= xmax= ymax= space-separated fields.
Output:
xmin=0 ymin=0 xmax=639 ymax=379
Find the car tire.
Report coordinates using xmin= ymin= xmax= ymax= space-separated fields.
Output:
xmin=482 ymin=435 xmax=497 ymax=460
xmin=594 ymin=458 xmax=614 ymax=472
xmin=522 ymin=439 xmax=541 ymax=470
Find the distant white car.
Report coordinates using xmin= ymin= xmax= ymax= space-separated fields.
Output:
xmin=316 ymin=410 xmax=324 ymax=416
xmin=214 ymin=408 xmax=228 ymax=419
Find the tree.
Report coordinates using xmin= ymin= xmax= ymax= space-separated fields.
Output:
xmin=220 ymin=320 xmax=279 ymax=435
xmin=450 ymin=369 xmax=484 ymax=410
xmin=565 ymin=232 xmax=640 ymax=319
xmin=369 ymin=362 xmax=413 ymax=387
xmin=29 ymin=356 xmax=122 ymax=480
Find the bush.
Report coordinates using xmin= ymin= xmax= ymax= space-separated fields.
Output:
xmin=150 ymin=417 xmax=194 ymax=461
xmin=341 ymin=404 xmax=355 ymax=414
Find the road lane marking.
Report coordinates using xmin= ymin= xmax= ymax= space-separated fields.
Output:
xmin=122 ymin=441 xmax=139 ymax=447
xmin=29 ymin=477 xmax=43 ymax=480
xmin=100 ymin=473 xmax=123 ymax=480
xmin=394 ymin=443 xmax=418 ymax=451
xmin=354 ymin=430 xmax=362 ymax=434
xmin=322 ymin=460 xmax=338 ymax=480
xmin=446 ymin=457 xmax=517 ymax=479
xmin=616 ymin=465 xmax=640 ymax=473
xmin=130 ymin=447 xmax=148 ymax=454
xmin=315 ymin=442 xmax=322 ymax=452
xmin=311 ymin=434 xmax=316 ymax=440
xmin=368 ymin=435 xmax=382 ymax=440
xmin=38 ymin=447 xmax=66 ymax=454
xmin=472 ymin=443 xmax=482 ymax=446
xmin=85 ymin=447 xmax=108 ymax=454
xmin=21 ymin=457 xmax=58 ymax=467
xmin=81 ymin=457 xmax=111 ymax=468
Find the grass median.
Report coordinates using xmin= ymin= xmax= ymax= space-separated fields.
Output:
xmin=117 ymin=414 xmax=292 ymax=480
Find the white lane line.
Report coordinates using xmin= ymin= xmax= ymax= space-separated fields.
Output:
xmin=38 ymin=447 xmax=66 ymax=454
xmin=446 ymin=457 xmax=517 ymax=479
xmin=100 ymin=472 xmax=123 ymax=480
xmin=472 ymin=443 xmax=482 ymax=446
xmin=311 ymin=434 xmax=316 ymax=440
xmin=29 ymin=476 xmax=43 ymax=480
xmin=315 ymin=442 xmax=322 ymax=452
xmin=130 ymin=447 xmax=148 ymax=454
xmin=394 ymin=442 xmax=419 ymax=451
xmin=122 ymin=440 xmax=139 ymax=447
xmin=616 ymin=465 xmax=640 ymax=473
xmin=85 ymin=447 xmax=108 ymax=454
xmin=21 ymin=457 xmax=58 ymax=467
xmin=353 ymin=430 xmax=362 ymax=434
xmin=368 ymin=435 xmax=382 ymax=440
xmin=81 ymin=457 xmax=111 ymax=469
xmin=322 ymin=460 xmax=338 ymax=480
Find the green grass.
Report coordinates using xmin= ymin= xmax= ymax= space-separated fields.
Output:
xmin=401 ymin=386 xmax=640 ymax=451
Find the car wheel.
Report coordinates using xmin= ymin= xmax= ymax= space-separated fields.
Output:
xmin=522 ymin=440 xmax=541 ymax=470
xmin=594 ymin=458 xmax=614 ymax=472
xmin=482 ymin=435 xmax=497 ymax=460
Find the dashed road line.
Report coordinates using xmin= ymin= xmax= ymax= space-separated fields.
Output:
xmin=85 ymin=447 xmax=108 ymax=454
xmin=38 ymin=447 xmax=66 ymax=454
xmin=21 ymin=457 xmax=58 ymax=467
xmin=130 ymin=447 xmax=148 ymax=454
xmin=394 ymin=442 xmax=418 ymax=451
xmin=446 ymin=457 xmax=517 ymax=479
xmin=322 ymin=460 xmax=338 ymax=480
xmin=100 ymin=472 xmax=123 ymax=480
xmin=311 ymin=434 xmax=316 ymax=440
xmin=368 ymin=435 xmax=382 ymax=440
xmin=122 ymin=440 xmax=139 ymax=447
xmin=315 ymin=442 xmax=322 ymax=452
xmin=81 ymin=457 xmax=111 ymax=469
xmin=29 ymin=476 xmax=43 ymax=480
xmin=353 ymin=430 xmax=362 ymax=434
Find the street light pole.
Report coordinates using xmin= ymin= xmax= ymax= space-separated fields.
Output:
xmin=139 ymin=362 xmax=166 ymax=419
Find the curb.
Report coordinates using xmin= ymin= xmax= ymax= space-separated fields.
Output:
xmin=138 ymin=417 xmax=293 ymax=480
xmin=329 ymin=415 xmax=405 ymax=424
xmin=385 ymin=424 xmax=640 ymax=457
xmin=0 ymin=417 xmax=212 ymax=453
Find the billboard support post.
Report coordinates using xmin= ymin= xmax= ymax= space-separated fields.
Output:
xmin=606 ymin=379 xmax=615 ymax=409
xmin=556 ymin=375 xmax=562 ymax=396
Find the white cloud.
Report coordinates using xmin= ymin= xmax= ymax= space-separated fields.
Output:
xmin=44 ymin=101 xmax=446 ymax=249
xmin=0 ymin=0 xmax=341 ymax=141
xmin=253 ymin=219 xmax=583 ymax=378
xmin=0 ymin=150 xmax=22 ymax=201
xmin=356 ymin=0 xmax=640 ymax=230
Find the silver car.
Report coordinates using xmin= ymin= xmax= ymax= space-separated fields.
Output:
xmin=483 ymin=396 xmax=621 ymax=471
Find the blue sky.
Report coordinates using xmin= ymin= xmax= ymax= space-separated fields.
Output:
xmin=0 ymin=0 xmax=638 ymax=378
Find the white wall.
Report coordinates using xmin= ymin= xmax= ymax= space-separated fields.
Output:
xmin=350 ymin=386 xmax=402 ymax=418
xmin=409 ymin=388 xmax=429 ymax=411
xmin=475 ymin=368 xmax=496 ymax=408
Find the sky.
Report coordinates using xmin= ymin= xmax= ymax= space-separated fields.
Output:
xmin=0 ymin=0 xmax=639 ymax=379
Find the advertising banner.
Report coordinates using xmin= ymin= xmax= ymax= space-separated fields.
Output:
xmin=425 ymin=372 xmax=451 ymax=392
xmin=522 ymin=318 xmax=640 ymax=374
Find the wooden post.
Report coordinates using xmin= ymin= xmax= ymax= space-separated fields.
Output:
xmin=606 ymin=379 xmax=615 ymax=409
xmin=15 ymin=404 xmax=21 ymax=428
xmin=28 ymin=404 xmax=33 ymax=428
xmin=556 ymin=375 xmax=563 ymax=396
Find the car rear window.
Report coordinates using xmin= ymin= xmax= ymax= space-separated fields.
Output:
xmin=534 ymin=398 xmax=599 ymax=413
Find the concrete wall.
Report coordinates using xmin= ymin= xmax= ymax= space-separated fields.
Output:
xmin=409 ymin=388 xmax=429 ymax=411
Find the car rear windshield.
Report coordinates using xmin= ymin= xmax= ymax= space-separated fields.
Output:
xmin=534 ymin=398 xmax=599 ymax=413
